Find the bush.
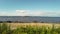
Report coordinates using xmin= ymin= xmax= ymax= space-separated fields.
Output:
xmin=0 ymin=23 xmax=12 ymax=34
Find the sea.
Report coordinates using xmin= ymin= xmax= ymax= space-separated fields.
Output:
xmin=0 ymin=16 xmax=60 ymax=23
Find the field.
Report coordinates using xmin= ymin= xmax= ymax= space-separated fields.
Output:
xmin=0 ymin=23 xmax=60 ymax=34
xmin=6 ymin=23 xmax=60 ymax=29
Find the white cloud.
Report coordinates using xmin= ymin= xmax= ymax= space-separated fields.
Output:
xmin=16 ymin=10 xmax=60 ymax=17
xmin=0 ymin=10 xmax=60 ymax=17
xmin=16 ymin=10 xmax=30 ymax=16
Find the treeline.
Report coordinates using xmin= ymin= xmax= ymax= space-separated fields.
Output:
xmin=0 ymin=23 xmax=60 ymax=34
xmin=0 ymin=21 xmax=44 ymax=23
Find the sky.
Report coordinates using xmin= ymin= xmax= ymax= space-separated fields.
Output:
xmin=0 ymin=0 xmax=60 ymax=17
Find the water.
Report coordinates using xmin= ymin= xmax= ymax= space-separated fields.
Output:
xmin=0 ymin=16 xmax=60 ymax=23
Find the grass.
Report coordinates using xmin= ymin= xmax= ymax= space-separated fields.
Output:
xmin=0 ymin=23 xmax=60 ymax=34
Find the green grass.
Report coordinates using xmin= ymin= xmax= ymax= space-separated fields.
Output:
xmin=0 ymin=23 xmax=60 ymax=34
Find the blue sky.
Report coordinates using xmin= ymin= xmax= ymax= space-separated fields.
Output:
xmin=0 ymin=0 xmax=60 ymax=16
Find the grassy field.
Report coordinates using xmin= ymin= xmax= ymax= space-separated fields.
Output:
xmin=0 ymin=23 xmax=60 ymax=34
xmin=6 ymin=23 xmax=60 ymax=29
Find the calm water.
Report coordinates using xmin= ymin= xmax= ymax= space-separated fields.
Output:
xmin=0 ymin=16 xmax=60 ymax=23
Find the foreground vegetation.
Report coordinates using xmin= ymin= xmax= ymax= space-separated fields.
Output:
xmin=0 ymin=23 xmax=60 ymax=34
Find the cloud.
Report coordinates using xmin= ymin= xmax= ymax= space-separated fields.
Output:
xmin=16 ymin=10 xmax=30 ymax=16
xmin=0 ymin=10 xmax=60 ymax=17
xmin=16 ymin=10 xmax=60 ymax=16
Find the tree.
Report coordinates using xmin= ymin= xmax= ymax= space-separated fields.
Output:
xmin=33 ymin=21 xmax=38 ymax=23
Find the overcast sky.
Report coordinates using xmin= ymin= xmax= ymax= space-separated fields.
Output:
xmin=0 ymin=0 xmax=60 ymax=17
